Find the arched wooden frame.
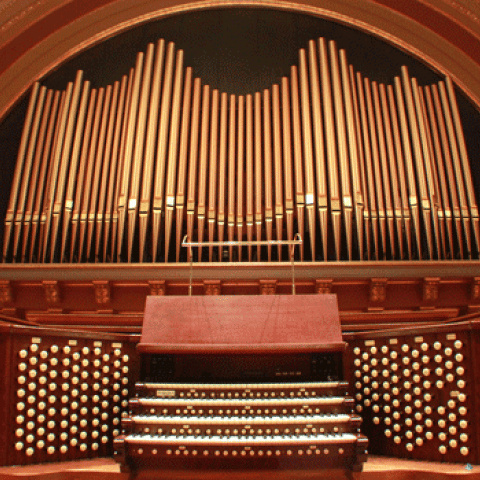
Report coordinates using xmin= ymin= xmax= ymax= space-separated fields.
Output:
xmin=0 ymin=0 xmax=480 ymax=124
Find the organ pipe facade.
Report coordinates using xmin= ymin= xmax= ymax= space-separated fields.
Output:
xmin=3 ymin=37 xmax=479 ymax=264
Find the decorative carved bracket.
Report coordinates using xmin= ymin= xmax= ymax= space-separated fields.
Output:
xmin=315 ymin=279 xmax=333 ymax=294
xmin=368 ymin=278 xmax=387 ymax=311
xmin=93 ymin=280 xmax=111 ymax=305
xmin=149 ymin=281 xmax=166 ymax=296
xmin=0 ymin=280 xmax=13 ymax=305
xmin=259 ymin=280 xmax=277 ymax=295
xmin=204 ymin=280 xmax=221 ymax=295
xmin=43 ymin=280 xmax=61 ymax=307
xmin=370 ymin=278 xmax=387 ymax=303
xmin=421 ymin=277 xmax=440 ymax=308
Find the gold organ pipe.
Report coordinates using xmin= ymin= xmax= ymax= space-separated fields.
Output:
xmin=308 ymin=40 xmax=327 ymax=261
xmin=196 ymin=84 xmax=210 ymax=261
xmin=424 ymin=85 xmax=453 ymax=258
xmin=236 ymin=95 xmax=245 ymax=261
xmin=86 ymin=84 xmax=112 ymax=261
xmin=387 ymin=84 xmax=413 ymax=259
xmin=418 ymin=85 xmax=446 ymax=258
xmin=411 ymin=76 xmax=442 ymax=259
xmin=227 ymin=94 xmax=236 ymax=261
xmin=254 ymin=91 xmax=263 ymax=261
xmin=280 ymin=78 xmax=295 ymax=256
xmin=95 ymin=81 xmax=119 ymax=262
xmin=438 ymin=82 xmax=471 ymax=258
xmin=13 ymin=85 xmax=47 ymax=261
xmin=446 ymin=76 xmax=480 ymax=254
xmin=330 ymin=41 xmax=353 ymax=260
xmin=357 ymin=74 xmax=380 ymax=259
xmin=50 ymin=71 xmax=84 ymax=263
xmin=207 ymin=89 xmax=219 ymax=262
xmin=78 ymin=87 xmax=104 ymax=263
xmin=319 ymin=37 xmax=341 ymax=260
xmin=61 ymin=80 xmax=91 ymax=263
xmin=272 ymin=84 xmax=284 ymax=261
xmin=152 ymin=42 xmax=176 ymax=261
xmin=22 ymin=89 xmax=54 ymax=262
xmin=263 ymin=89 xmax=274 ymax=262
xmin=289 ymin=70 xmax=305 ymax=261
xmin=245 ymin=94 xmax=255 ymax=261
xmin=431 ymin=83 xmax=463 ymax=258
xmin=30 ymin=91 xmax=60 ymax=262
xmin=364 ymin=79 xmax=387 ymax=260
xmin=340 ymin=51 xmax=364 ymax=261
xmin=104 ymin=75 xmax=128 ymax=262
xmin=379 ymin=84 xmax=405 ymax=259
xmin=38 ymin=92 xmax=66 ymax=262
xmin=394 ymin=76 xmax=423 ymax=259
xmin=43 ymin=81 xmax=74 ymax=263
xmin=401 ymin=67 xmax=434 ymax=259
xmin=69 ymin=89 xmax=94 ymax=262
xmin=128 ymin=44 xmax=154 ymax=263
xmin=349 ymin=66 xmax=372 ymax=260
xmin=186 ymin=78 xmax=202 ymax=262
xmin=216 ymin=91 xmax=228 ymax=261
xmin=164 ymin=50 xmax=185 ymax=262
xmin=117 ymin=52 xmax=144 ymax=261
xmin=298 ymin=48 xmax=316 ymax=261
xmin=140 ymin=39 xmax=165 ymax=262
xmin=3 ymin=81 xmax=40 ymax=262
xmin=372 ymin=81 xmax=395 ymax=259
xmin=111 ymin=68 xmax=135 ymax=263
xmin=174 ymin=68 xmax=193 ymax=262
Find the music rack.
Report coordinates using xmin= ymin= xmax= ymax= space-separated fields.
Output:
xmin=181 ymin=235 xmax=303 ymax=294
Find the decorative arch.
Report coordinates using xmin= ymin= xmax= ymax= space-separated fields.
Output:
xmin=0 ymin=0 xmax=480 ymax=122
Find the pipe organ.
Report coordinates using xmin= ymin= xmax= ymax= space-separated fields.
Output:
xmin=3 ymin=36 xmax=479 ymax=265
xmin=2 ymin=25 xmax=480 ymax=479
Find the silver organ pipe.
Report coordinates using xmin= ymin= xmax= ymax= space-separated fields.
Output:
xmin=3 ymin=38 xmax=479 ymax=264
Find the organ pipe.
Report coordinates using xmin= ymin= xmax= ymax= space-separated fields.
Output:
xmin=3 ymin=36 xmax=479 ymax=264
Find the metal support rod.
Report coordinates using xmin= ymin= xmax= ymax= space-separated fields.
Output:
xmin=182 ymin=235 xmax=303 ymax=296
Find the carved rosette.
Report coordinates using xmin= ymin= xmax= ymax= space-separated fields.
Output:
xmin=315 ymin=279 xmax=333 ymax=294
xmin=43 ymin=281 xmax=61 ymax=306
xmin=204 ymin=280 xmax=221 ymax=296
xmin=0 ymin=280 xmax=13 ymax=306
xmin=149 ymin=281 xmax=166 ymax=296
xmin=93 ymin=281 xmax=111 ymax=305
xmin=370 ymin=278 xmax=387 ymax=303
xmin=259 ymin=280 xmax=277 ymax=295
xmin=422 ymin=277 xmax=440 ymax=304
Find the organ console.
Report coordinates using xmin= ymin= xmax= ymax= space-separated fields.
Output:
xmin=113 ymin=294 xmax=368 ymax=476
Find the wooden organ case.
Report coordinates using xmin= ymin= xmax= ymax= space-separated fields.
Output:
xmin=114 ymin=294 xmax=368 ymax=477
